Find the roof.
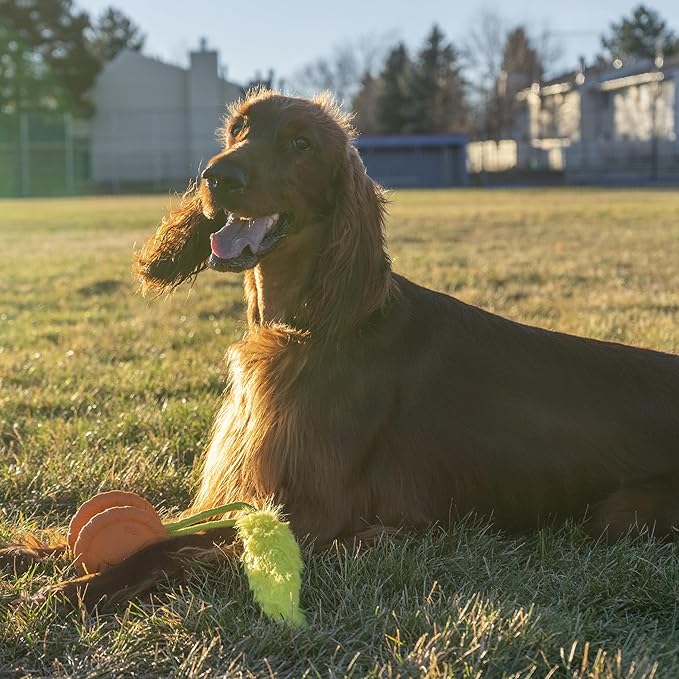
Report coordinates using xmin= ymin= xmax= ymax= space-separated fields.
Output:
xmin=104 ymin=48 xmax=241 ymax=90
xmin=108 ymin=48 xmax=186 ymax=75
xmin=356 ymin=134 xmax=467 ymax=149
xmin=533 ymin=53 xmax=679 ymax=93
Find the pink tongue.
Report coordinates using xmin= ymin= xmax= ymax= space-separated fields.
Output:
xmin=210 ymin=215 xmax=272 ymax=260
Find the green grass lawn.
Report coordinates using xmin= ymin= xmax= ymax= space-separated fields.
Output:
xmin=1 ymin=188 xmax=678 ymax=678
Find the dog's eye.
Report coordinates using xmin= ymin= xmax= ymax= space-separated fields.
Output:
xmin=231 ymin=120 xmax=245 ymax=137
xmin=292 ymin=136 xmax=311 ymax=152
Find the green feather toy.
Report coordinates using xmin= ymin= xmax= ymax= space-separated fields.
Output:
xmin=167 ymin=501 xmax=306 ymax=626
xmin=65 ymin=493 xmax=306 ymax=625
xmin=235 ymin=507 xmax=306 ymax=627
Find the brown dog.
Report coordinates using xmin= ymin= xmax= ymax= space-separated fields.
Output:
xmin=4 ymin=90 xmax=679 ymax=606
xmin=137 ymin=88 xmax=679 ymax=541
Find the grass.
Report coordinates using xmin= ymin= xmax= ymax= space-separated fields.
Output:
xmin=1 ymin=188 xmax=678 ymax=678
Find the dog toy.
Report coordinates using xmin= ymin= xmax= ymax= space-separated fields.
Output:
xmin=67 ymin=491 xmax=305 ymax=626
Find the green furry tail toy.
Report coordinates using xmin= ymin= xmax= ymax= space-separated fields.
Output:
xmin=169 ymin=502 xmax=306 ymax=626
xmin=235 ymin=507 xmax=306 ymax=627
xmin=66 ymin=493 xmax=306 ymax=625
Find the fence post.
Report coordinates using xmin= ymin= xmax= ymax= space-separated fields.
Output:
xmin=19 ymin=112 xmax=30 ymax=196
xmin=64 ymin=112 xmax=75 ymax=194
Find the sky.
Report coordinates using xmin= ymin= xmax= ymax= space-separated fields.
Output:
xmin=78 ymin=0 xmax=679 ymax=85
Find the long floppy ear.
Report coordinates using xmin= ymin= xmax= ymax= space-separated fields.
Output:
xmin=133 ymin=184 xmax=217 ymax=295
xmin=310 ymin=145 xmax=393 ymax=338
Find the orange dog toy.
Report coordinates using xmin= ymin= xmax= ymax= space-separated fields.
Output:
xmin=67 ymin=490 xmax=252 ymax=575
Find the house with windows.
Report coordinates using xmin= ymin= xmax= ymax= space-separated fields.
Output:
xmin=90 ymin=41 xmax=242 ymax=190
xmin=513 ymin=56 xmax=679 ymax=183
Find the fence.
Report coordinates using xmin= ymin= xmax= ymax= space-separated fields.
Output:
xmin=0 ymin=112 xmax=91 ymax=197
xmin=5 ymin=112 xmax=678 ymax=196
xmin=0 ymin=105 xmax=226 ymax=197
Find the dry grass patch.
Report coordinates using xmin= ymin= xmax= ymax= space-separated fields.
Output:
xmin=1 ymin=188 xmax=678 ymax=677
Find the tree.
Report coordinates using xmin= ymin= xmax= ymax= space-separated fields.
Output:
xmin=601 ymin=5 xmax=679 ymax=62
xmin=0 ymin=0 xmax=100 ymax=114
xmin=373 ymin=42 xmax=414 ymax=133
xmin=291 ymin=33 xmax=394 ymax=104
xmin=354 ymin=26 xmax=468 ymax=134
xmin=294 ymin=45 xmax=358 ymax=103
xmin=463 ymin=9 xmax=506 ymax=115
xmin=502 ymin=27 xmax=542 ymax=89
xmin=0 ymin=1 xmax=144 ymax=115
xmin=489 ymin=27 xmax=543 ymax=138
xmin=409 ymin=25 xmax=466 ymax=133
xmin=352 ymin=72 xmax=379 ymax=134
xmin=463 ymin=10 xmax=561 ymax=139
xmin=89 ymin=6 xmax=145 ymax=63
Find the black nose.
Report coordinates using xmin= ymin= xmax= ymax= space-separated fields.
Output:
xmin=201 ymin=162 xmax=247 ymax=193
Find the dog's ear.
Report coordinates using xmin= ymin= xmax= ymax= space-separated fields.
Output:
xmin=311 ymin=145 xmax=392 ymax=338
xmin=134 ymin=185 xmax=216 ymax=295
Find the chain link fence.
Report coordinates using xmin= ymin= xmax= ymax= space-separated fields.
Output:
xmin=0 ymin=112 xmax=91 ymax=197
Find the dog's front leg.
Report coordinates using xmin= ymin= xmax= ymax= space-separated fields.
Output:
xmin=0 ymin=539 xmax=68 ymax=576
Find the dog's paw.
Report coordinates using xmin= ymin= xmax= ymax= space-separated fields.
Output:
xmin=0 ymin=541 xmax=67 ymax=576
xmin=25 ymin=573 xmax=101 ymax=609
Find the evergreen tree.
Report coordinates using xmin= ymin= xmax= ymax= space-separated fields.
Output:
xmin=0 ymin=0 xmax=99 ymax=113
xmin=351 ymin=72 xmax=379 ymax=134
xmin=0 ymin=0 xmax=144 ymax=114
xmin=487 ymin=26 xmax=542 ymax=139
xmin=601 ymin=5 xmax=679 ymax=62
xmin=374 ymin=43 xmax=414 ymax=133
xmin=89 ymin=6 xmax=145 ymax=63
xmin=409 ymin=25 xmax=466 ymax=133
xmin=502 ymin=27 xmax=542 ymax=89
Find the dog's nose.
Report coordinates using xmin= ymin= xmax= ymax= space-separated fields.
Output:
xmin=201 ymin=163 xmax=247 ymax=193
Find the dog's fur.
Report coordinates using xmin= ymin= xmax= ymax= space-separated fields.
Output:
xmin=4 ymin=90 xmax=679 ymax=605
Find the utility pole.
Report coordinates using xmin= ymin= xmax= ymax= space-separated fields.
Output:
xmin=650 ymin=36 xmax=664 ymax=183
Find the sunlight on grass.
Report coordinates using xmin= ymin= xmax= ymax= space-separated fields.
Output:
xmin=1 ymin=189 xmax=678 ymax=677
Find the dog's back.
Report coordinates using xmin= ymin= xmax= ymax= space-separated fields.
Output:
xmin=361 ymin=274 xmax=679 ymax=533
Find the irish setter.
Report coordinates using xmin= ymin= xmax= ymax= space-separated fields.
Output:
xmin=4 ymin=90 xmax=679 ymax=606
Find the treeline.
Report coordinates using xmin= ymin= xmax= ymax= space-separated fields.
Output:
xmin=290 ymin=21 xmax=549 ymax=139
xmin=0 ymin=0 xmax=144 ymax=115
xmin=349 ymin=24 xmax=541 ymax=138
xmin=3 ymin=1 xmax=678 ymax=141
xmin=291 ymin=4 xmax=679 ymax=139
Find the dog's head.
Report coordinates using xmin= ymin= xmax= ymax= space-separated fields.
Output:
xmin=135 ymin=90 xmax=392 ymax=334
xmin=200 ymin=91 xmax=356 ymax=273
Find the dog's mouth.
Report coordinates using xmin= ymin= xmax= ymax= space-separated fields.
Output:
xmin=208 ymin=210 xmax=289 ymax=273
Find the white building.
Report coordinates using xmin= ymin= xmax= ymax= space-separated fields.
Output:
xmin=513 ymin=56 xmax=679 ymax=182
xmin=90 ymin=43 xmax=242 ymax=190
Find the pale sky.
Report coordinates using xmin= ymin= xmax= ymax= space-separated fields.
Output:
xmin=78 ymin=1 xmax=679 ymax=84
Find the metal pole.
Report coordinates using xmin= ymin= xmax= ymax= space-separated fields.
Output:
xmin=64 ymin=112 xmax=75 ymax=194
xmin=650 ymin=86 xmax=659 ymax=183
xmin=651 ymin=37 xmax=664 ymax=183
xmin=19 ymin=112 xmax=30 ymax=196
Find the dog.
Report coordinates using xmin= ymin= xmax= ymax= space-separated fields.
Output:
xmin=3 ymin=90 xmax=679 ymax=606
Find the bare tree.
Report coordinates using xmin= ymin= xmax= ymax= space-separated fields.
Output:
xmin=464 ymin=9 xmax=563 ymax=139
xmin=463 ymin=9 xmax=507 ymax=109
xmin=289 ymin=32 xmax=396 ymax=105
xmin=534 ymin=22 xmax=565 ymax=78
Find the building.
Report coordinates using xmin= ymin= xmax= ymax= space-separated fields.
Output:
xmin=90 ymin=42 xmax=242 ymax=190
xmin=356 ymin=134 xmax=468 ymax=188
xmin=513 ymin=57 xmax=679 ymax=183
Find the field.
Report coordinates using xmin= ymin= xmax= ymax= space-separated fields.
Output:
xmin=1 ymin=188 xmax=678 ymax=678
